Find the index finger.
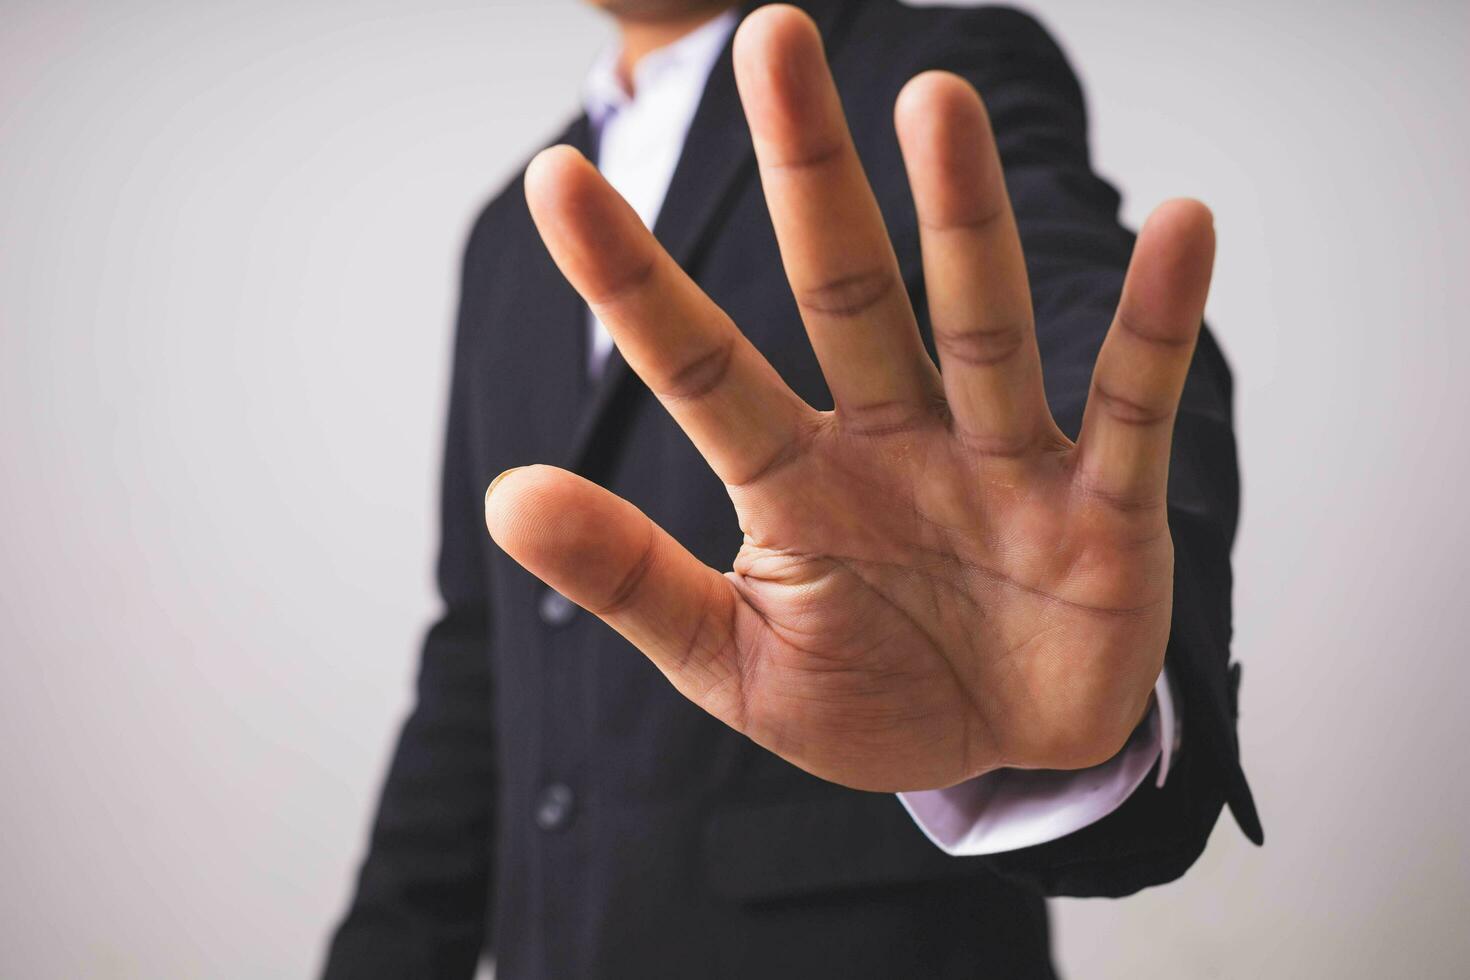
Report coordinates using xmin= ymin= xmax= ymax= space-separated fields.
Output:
xmin=525 ymin=146 xmax=813 ymax=489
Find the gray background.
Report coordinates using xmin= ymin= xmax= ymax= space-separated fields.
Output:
xmin=3 ymin=0 xmax=1466 ymax=976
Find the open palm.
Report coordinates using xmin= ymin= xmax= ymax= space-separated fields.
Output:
xmin=485 ymin=6 xmax=1214 ymax=793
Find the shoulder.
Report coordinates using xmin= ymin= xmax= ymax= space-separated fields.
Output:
xmin=827 ymin=1 xmax=1088 ymax=148
xmin=818 ymin=0 xmax=1081 ymax=123
xmin=835 ymin=0 xmax=1067 ymax=63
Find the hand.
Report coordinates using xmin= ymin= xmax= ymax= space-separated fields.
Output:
xmin=485 ymin=5 xmax=1213 ymax=792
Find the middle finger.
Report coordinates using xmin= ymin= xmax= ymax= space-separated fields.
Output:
xmin=734 ymin=5 xmax=940 ymax=431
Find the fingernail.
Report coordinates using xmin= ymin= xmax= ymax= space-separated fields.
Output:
xmin=486 ymin=467 xmax=521 ymax=501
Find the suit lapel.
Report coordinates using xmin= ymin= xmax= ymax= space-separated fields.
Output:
xmin=514 ymin=114 xmax=594 ymax=469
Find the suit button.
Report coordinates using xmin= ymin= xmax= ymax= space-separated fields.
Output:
xmin=534 ymin=783 xmax=575 ymax=832
xmin=538 ymin=589 xmax=577 ymax=628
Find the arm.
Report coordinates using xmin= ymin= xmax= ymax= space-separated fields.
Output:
xmin=323 ymin=225 xmax=497 ymax=978
xmin=480 ymin=3 xmax=1257 ymax=910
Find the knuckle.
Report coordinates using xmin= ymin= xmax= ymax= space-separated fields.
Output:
xmin=728 ymin=432 xmax=806 ymax=488
xmin=934 ymin=322 xmax=1026 ymax=367
xmin=952 ymin=424 xmax=1034 ymax=460
xmin=793 ymin=267 xmax=897 ymax=319
xmin=761 ymin=138 xmax=845 ymax=174
xmin=587 ymin=255 xmax=656 ymax=309
xmin=1116 ymin=309 xmax=1196 ymax=350
xmin=1072 ymin=474 xmax=1166 ymax=515
xmin=1092 ymin=382 xmax=1172 ymax=428
xmin=919 ymin=201 xmax=1007 ymax=236
xmin=596 ymin=528 xmax=658 ymax=616
xmin=837 ymin=398 xmax=930 ymax=436
xmin=657 ymin=338 xmax=734 ymax=402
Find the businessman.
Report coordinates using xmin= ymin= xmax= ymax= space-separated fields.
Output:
xmin=326 ymin=2 xmax=1261 ymax=977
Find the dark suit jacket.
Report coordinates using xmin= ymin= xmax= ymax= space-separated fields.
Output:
xmin=325 ymin=2 xmax=1261 ymax=977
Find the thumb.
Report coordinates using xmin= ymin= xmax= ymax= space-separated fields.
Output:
xmin=485 ymin=465 xmax=745 ymax=719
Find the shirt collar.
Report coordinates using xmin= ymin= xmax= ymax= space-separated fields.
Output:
xmin=582 ymin=9 xmax=740 ymax=125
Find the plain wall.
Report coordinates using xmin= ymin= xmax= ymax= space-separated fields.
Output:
xmin=2 ymin=1 xmax=1466 ymax=976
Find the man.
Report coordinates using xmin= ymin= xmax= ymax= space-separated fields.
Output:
xmin=325 ymin=2 xmax=1261 ymax=977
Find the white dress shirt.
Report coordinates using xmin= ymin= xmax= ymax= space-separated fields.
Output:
xmin=581 ymin=9 xmax=1180 ymax=856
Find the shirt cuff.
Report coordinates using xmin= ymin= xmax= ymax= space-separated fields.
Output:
xmin=897 ymin=669 xmax=1179 ymax=856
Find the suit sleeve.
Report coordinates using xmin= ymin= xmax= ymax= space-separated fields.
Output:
xmin=323 ymin=221 xmax=497 ymax=977
xmin=917 ymin=5 xmax=1262 ymax=897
